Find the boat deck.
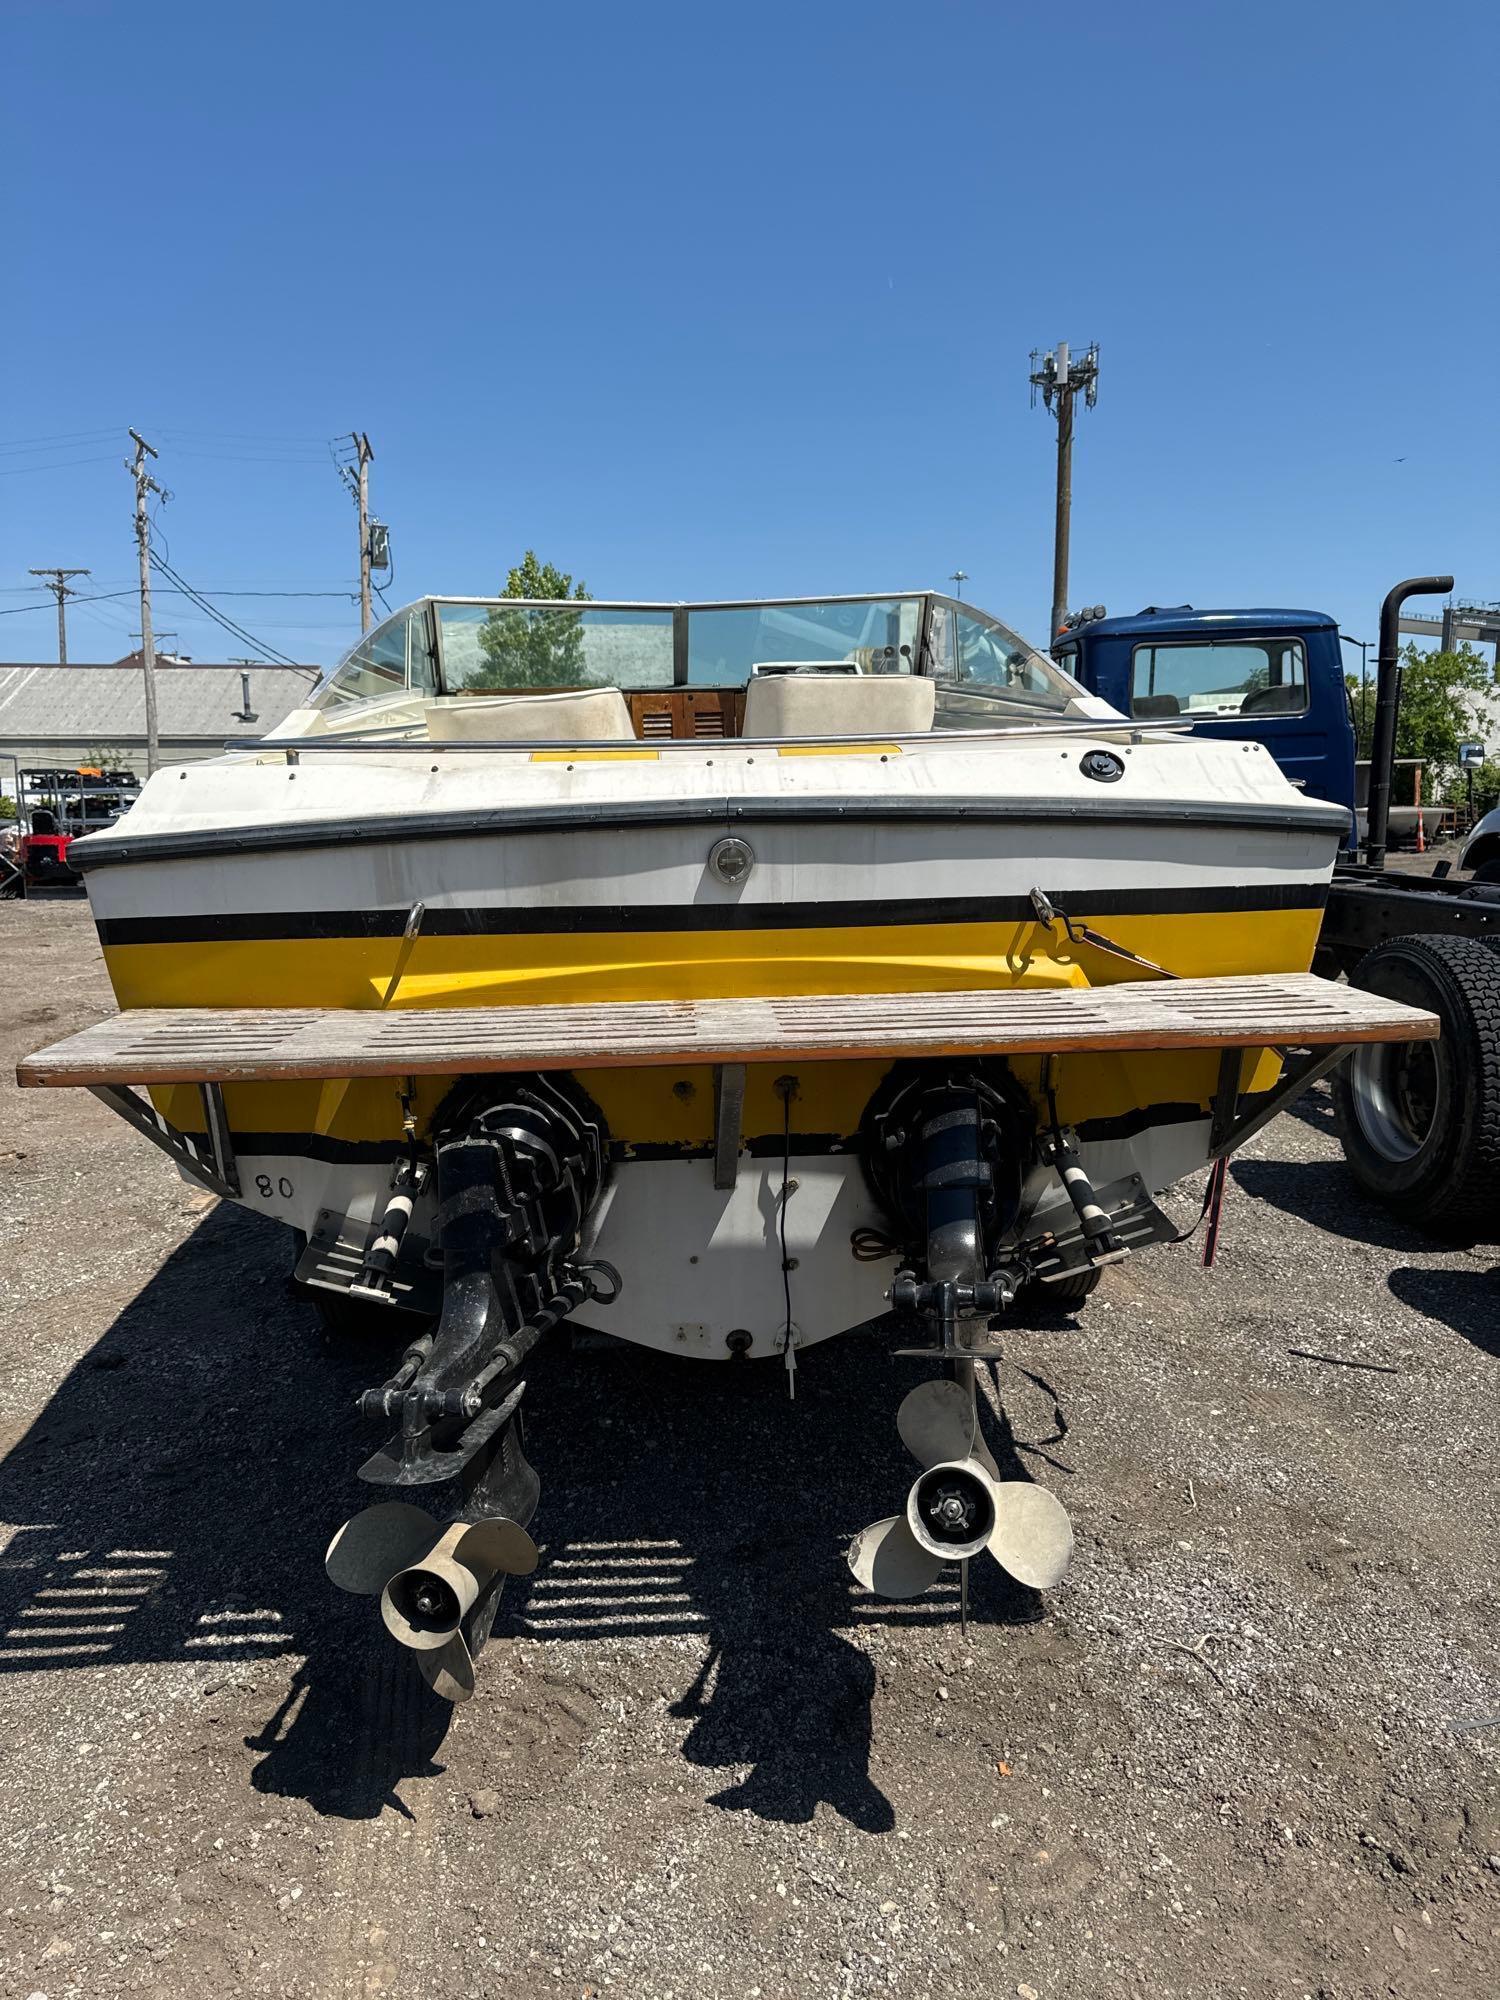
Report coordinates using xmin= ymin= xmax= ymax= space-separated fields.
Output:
xmin=17 ymin=974 xmax=1436 ymax=1087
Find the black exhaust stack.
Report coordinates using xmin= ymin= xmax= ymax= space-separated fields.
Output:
xmin=1366 ymin=575 xmax=1453 ymax=871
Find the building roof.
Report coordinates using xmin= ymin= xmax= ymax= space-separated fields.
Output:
xmin=0 ymin=660 xmax=321 ymax=742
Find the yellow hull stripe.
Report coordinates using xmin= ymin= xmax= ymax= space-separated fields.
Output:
xmin=109 ymin=909 xmax=1316 ymax=1149
xmin=103 ymin=910 xmax=1322 ymax=1013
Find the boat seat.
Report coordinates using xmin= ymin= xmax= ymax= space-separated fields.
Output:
xmin=742 ymin=673 xmax=936 ymax=738
xmin=424 ymin=687 xmax=635 ymax=742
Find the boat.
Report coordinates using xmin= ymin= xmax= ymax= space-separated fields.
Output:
xmin=17 ymin=590 xmax=1434 ymax=1700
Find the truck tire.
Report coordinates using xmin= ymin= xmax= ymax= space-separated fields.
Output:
xmin=1331 ymin=932 xmax=1500 ymax=1243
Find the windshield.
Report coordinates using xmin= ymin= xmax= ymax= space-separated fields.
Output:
xmin=313 ymin=593 xmax=1082 ymax=723
xmin=313 ymin=603 xmax=437 ymax=708
xmin=687 ymin=599 xmax=922 ymax=681
xmin=439 ymin=604 xmax=674 ymax=691
xmin=926 ymin=598 xmax=1079 ymax=715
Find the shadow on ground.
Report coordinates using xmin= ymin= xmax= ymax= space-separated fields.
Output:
xmin=1387 ymin=1265 xmax=1500 ymax=1360
xmin=1230 ymin=1154 xmax=1443 ymax=1254
xmin=1285 ymin=1081 xmax=1339 ymax=1139
xmin=0 ymin=1206 xmax=1055 ymax=1829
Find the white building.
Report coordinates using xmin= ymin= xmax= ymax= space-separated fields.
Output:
xmin=0 ymin=655 xmax=321 ymax=793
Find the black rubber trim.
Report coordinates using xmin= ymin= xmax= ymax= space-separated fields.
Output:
xmin=73 ymin=790 xmax=1351 ymax=870
xmin=211 ymin=1130 xmax=857 ymax=1165
xmin=96 ymin=881 xmax=1328 ymax=947
xmin=204 ymin=1101 xmax=1214 ymax=1166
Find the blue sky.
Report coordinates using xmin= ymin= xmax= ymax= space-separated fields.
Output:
xmin=2 ymin=0 xmax=1496 ymax=669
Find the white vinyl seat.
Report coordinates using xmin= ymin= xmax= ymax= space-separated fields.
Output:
xmin=742 ymin=673 xmax=936 ymax=739
xmin=424 ymin=687 xmax=635 ymax=742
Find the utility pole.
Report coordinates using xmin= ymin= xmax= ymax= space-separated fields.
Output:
xmin=1030 ymin=342 xmax=1099 ymax=652
xmin=127 ymin=429 xmax=163 ymax=777
xmin=28 ymin=567 xmax=91 ymax=665
xmin=338 ymin=432 xmax=376 ymax=632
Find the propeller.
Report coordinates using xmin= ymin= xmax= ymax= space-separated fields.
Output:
xmin=326 ymin=1500 xmax=539 ymax=1701
xmin=848 ymin=1379 xmax=1072 ymax=1601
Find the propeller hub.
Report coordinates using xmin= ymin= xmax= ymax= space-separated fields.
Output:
xmin=907 ymin=1461 xmax=997 ymax=1561
xmin=930 ymin=1486 xmax=977 ymax=1532
xmin=390 ymin=1568 xmax=463 ymax=1635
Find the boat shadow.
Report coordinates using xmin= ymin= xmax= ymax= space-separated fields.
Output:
xmin=506 ymin=1332 xmax=1045 ymax=1832
xmin=0 ymin=1207 xmax=1051 ymax=1829
xmin=0 ymin=1205 xmax=445 ymax=1815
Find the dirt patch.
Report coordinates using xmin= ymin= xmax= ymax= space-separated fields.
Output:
xmin=0 ymin=896 xmax=1495 ymax=1998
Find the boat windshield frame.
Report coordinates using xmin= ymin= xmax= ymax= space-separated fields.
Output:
xmin=308 ymin=592 xmax=1088 ymax=723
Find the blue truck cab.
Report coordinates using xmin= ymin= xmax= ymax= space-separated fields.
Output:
xmin=1054 ymin=606 xmax=1357 ymax=850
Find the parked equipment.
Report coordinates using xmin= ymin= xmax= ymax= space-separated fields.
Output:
xmin=15 ymin=768 xmax=140 ymax=886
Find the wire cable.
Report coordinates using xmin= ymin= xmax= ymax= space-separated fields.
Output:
xmin=0 ymin=589 xmax=137 ymax=617
xmin=0 ymin=455 xmax=118 ymax=476
xmin=147 ymin=551 xmax=303 ymax=667
xmin=0 ymin=427 xmax=121 ymax=454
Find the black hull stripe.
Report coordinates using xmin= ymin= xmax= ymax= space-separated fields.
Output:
xmin=74 ymin=791 xmax=1351 ymax=870
xmin=98 ymin=882 xmax=1328 ymax=947
xmin=209 ymin=1101 xmax=1212 ymax=1166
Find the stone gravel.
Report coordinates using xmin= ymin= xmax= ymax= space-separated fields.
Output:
xmin=0 ymin=893 xmax=1496 ymax=1999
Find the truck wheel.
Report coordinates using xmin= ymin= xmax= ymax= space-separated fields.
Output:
xmin=1331 ymin=932 xmax=1500 ymax=1243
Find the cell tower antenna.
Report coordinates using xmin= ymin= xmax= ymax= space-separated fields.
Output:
xmin=1029 ymin=342 xmax=1099 ymax=652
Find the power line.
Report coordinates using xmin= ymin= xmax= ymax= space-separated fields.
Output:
xmin=0 ymin=587 xmax=354 ymax=615
xmin=0 ymin=455 xmax=119 ymax=476
xmin=0 ymin=427 xmax=121 ymax=454
xmin=0 ymin=589 xmax=136 ymax=617
xmin=148 ymin=551 xmax=304 ymax=667
xmin=151 ymin=427 xmax=335 ymax=447
xmin=149 ymin=552 xmax=301 ymax=665
xmin=153 ymin=447 xmax=336 ymax=465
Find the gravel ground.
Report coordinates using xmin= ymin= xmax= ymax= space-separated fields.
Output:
xmin=0 ymin=892 xmax=1496 ymax=2000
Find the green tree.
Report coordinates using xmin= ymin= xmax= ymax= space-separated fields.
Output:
xmin=1346 ymin=642 xmax=1493 ymax=800
xmin=474 ymin=551 xmax=593 ymax=690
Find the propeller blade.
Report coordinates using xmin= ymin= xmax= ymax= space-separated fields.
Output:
xmin=453 ymin=1517 xmax=539 ymax=1581
xmin=897 ymin=1379 xmax=1000 ymax=1479
xmin=847 ymin=1514 xmax=947 ymax=1599
xmin=417 ymin=1630 xmax=476 ymax=1703
xmin=987 ymin=1481 xmax=1074 ymax=1590
xmin=325 ymin=1501 xmax=441 ymax=1597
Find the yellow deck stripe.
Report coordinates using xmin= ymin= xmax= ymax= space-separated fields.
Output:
xmin=775 ymin=742 xmax=902 ymax=757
